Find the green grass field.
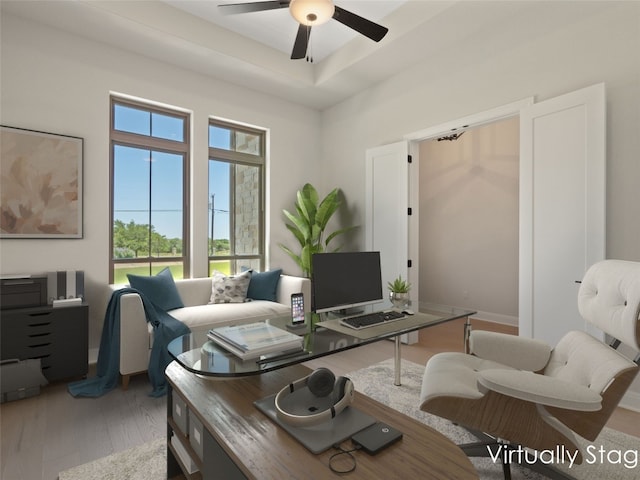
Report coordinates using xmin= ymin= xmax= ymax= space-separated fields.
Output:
xmin=114 ymin=261 xmax=231 ymax=284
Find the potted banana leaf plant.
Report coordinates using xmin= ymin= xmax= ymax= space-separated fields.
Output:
xmin=279 ymin=183 xmax=357 ymax=277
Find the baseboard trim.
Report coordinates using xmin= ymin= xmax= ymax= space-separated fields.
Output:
xmin=470 ymin=310 xmax=519 ymax=327
xmin=418 ymin=303 xmax=518 ymax=327
xmin=89 ymin=347 xmax=99 ymax=365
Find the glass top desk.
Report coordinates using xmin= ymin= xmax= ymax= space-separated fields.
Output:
xmin=168 ymin=304 xmax=475 ymax=385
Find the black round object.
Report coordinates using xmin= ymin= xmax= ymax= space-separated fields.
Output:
xmin=307 ymin=367 xmax=335 ymax=397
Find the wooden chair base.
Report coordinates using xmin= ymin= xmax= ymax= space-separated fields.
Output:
xmin=422 ymin=390 xmax=583 ymax=463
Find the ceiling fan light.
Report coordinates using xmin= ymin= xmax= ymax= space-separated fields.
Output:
xmin=290 ymin=0 xmax=335 ymax=26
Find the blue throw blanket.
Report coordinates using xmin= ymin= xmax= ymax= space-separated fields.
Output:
xmin=68 ymin=288 xmax=190 ymax=398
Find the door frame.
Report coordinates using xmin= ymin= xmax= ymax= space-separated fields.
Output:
xmin=404 ymin=98 xmax=534 ymax=143
xmin=402 ymin=98 xmax=533 ymax=319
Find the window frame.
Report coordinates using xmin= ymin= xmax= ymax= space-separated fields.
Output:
xmin=109 ymin=96 xmax=191 ymax=283
xmin=208 ymin=118 xmax=266 ymax=275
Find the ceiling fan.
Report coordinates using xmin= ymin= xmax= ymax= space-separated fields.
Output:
xmin=219 ymin=0 xmax=389 ymax=61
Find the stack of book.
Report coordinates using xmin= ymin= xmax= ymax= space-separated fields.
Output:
xmin=208 ymin=322 xmax=303 ymax=361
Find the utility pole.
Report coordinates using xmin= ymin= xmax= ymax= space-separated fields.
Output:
xmin=210 ymin=194 xmax=215 ymax=255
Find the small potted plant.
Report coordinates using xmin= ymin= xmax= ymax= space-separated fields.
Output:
xmin=388 ymin=275 xmax=411 ymax=310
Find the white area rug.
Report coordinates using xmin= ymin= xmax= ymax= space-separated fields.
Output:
xmin=58 ymin=437 xmax=165 ymax=480
xmin=58 ymin=358 xmax=639 ymax=479
xmin=347 ymin=358 xmax=639 ymax=480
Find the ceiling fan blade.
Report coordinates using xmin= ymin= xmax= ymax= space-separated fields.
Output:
xmin=332 ymin=5 xmax=388 ymax=42
xmin=218 ymin=1 xmax=290 ymax=15
xmin=291 ymin=24 xmax=311 ymax=60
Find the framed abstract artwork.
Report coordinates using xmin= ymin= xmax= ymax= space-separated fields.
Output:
xmin=1 ymin=126 xmax=83 ymax=238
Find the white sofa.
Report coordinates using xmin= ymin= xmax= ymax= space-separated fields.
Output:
xmin=111 ymin=274 xmax=311 ymax=388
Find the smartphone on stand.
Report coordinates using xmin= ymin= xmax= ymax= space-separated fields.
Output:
xmin=287 ymin=292 xmax=306 ymax=331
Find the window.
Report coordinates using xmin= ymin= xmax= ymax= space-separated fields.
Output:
xmin=110 ymin=98 xmax=190 ymax=283
xmin=208 ymin=120 xmax=265 ymax=275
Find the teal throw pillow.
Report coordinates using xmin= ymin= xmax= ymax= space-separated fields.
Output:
xmin=127 ymin=267 xmax=184 ymax=311
xmin=247 ymin=269 xmax=282 ymax=302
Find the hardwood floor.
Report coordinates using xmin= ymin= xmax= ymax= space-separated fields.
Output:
xmin=0 ymin=373 xmax=166 ymax=480
xmin=1 ymin=317 xmax=638 ymax=480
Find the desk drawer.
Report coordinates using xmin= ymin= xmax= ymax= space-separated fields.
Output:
xmin=189 ymin=410 xmax=204 ymax=461
xmin=172 ymin=392 xmax=188 ymax=436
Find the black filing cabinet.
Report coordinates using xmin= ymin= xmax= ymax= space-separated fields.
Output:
xmin=0 ymin=304 xmax=89 ymax=381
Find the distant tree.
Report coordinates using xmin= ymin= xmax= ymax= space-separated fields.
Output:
xmin=113 ymin=219 xmax=127 ymax=251
xmin=113 ymin=246 xmax=136 ymax=259
xmin=216 ymin=238 xmax=230 ymax=252
xmin=113 ymin=220 xmax=150 ymax=257
xmin=151 ymin=230 xmax=170 ymax=257
xmin=114 ymin=219 xmax=183 ymax=257
xmin=209 ymin=238 xmax=230 ymax=255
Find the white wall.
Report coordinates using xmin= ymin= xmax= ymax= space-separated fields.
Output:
xmin=0 ymin=14 xmax=321 ymax=351
xmin=320 ymin=2 xmax=640 ymax=405
xmin=320 ymin=3 xmax=639 ymax=263
xmin=2 ymin=2 xmax=639 ymax=407
xmin=419 ymin=117 xmax=519 ymax=323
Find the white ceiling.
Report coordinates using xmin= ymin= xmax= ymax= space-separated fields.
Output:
xmin=1 ymin=1 xmax=612 ymax=110
xmin=2 ymin=0 xmax=459 ymax=109
xmin=163 ymin=0 xmax=408 ymax=62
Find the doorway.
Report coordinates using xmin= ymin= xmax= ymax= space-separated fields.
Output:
xmin=417 ymin=117 xmax=520 ymax=325
xmin=403 ymin=98 xmax=531 ymax=325
xmin=368 ymin=85 xmax=605 ymax=341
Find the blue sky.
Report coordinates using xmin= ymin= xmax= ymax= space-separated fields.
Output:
xmin=113 ymin=105 xmax=230 ymax=240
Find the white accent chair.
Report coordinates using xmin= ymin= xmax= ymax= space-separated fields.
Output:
xmin=419 ymin=260 xmax=640 ymax=479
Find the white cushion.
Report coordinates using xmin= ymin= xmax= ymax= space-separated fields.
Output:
xmin=419 ymin=352 xmax=515 ymax=406
xmin=145 ymin=301 xmax=291 ymax=348
xmin=578 ymin=259 xmax=640 ymax=350
xmin=169 ymin=300 xmax=289 ymax=330
xmin=478 ymin=369 xmax=602 ymax=411
xmin=175 ymin=277 xmax=215 ymax=307
xmin=544 ymin=330 xmax=637 ymax=393
xmin=470 ymin=330 xmax=552 ymax=371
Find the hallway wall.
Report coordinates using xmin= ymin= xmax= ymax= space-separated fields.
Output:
xmin=418 ymin=117 xmax=520 ymax=323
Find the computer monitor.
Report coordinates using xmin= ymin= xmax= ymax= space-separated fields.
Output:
xmin=311 ymin=251 xmax=383 ymax=314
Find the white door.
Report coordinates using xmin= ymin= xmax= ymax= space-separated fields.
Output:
xmin=519 ymin=83 xmax=606 ymax=345
xmin=365 ymin=141 xmax=410 ymax=310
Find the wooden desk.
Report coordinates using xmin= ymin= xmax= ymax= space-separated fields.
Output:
xmin=166 ymin=361 xmax=478 ymax=480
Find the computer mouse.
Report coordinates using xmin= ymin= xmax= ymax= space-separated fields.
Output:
xmin=402 ymin=309 xmax=415 ymax=315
